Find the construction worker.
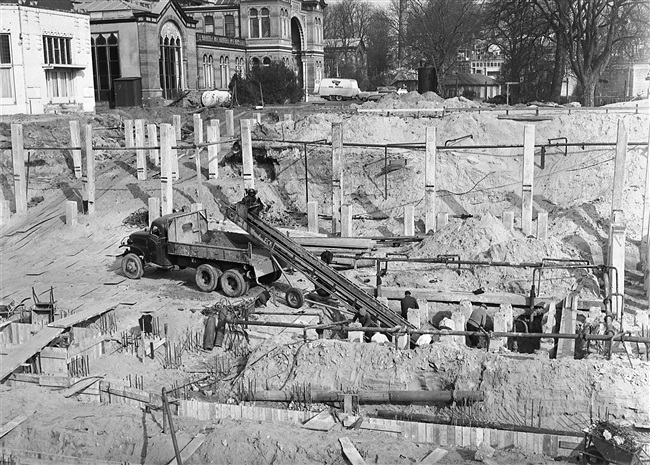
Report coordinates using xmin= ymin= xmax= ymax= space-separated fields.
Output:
xmin=241 ymin=188 xmax=265 ymax=216
xmin=352 ymin=308 xmax=375 ymax=342
xmin=400 ymin=290 xmax=419 ymax=320
xmin=465 ymin=304 xmax=492 ymax=349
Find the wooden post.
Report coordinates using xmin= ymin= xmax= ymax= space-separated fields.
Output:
xmin=225 ymin=109 xmax=234 ymax=137
xmin=11 ymin=124 xmax=27 ymax=214
xmin=404 ymin=205 xmax=414 ymax=236
xmin=124 ymin=119 xmax=134 ymax=155
xmin=171 ymin=115 xmax=180 ymax=181
xmin=644 ymin=116 xmax=650 ymax=294
xmin=65 ymin=200 xmax=77 ymax=226
xmin=193 ymin=113 xmax=203 ymax=203
xmin=341 ymin=204 xmax=352 ymax=237
xmin=611 ymin=119 xmax=627 ymax=224
xmin=240 ymin=119 xmax=255 ymax=190
xmin=331 ymin=122 xmax=343 ymax=235
xmin=147 ymin=124 xmax=160 ymax=167
xmin=307 ymin=200 xmax=318 ymax=234
xmin=557 ymin=298 xmax=576 ymax=359
xmin=610 ymin=224 xmax=626 ymax=321
xmin=424 ymin=127 xmax=436 ymax=234
xmin=135 ymin=119 xmax=146 ymax=180
xmin=0 ymin=199 xmax=10 ymax=226
xmin=148 ymin=197 xmax=160 ymax=227
xmin=436 ymin=212 xmax=448 ymax=231
xmin=207 ymin=119 xmax=220 ymax=179
xmin=69 ymin=120 xmax=82 ymax=179
xmin=254 ymin=112 xmax=262 ymax=123
xmin=84 ymin=124 xmax=95 ymax=215
xmin=160 ymin=124 xmax=174 ymax=215
xmin=536 ymin=211 xmax=548 ymax=240
xmin=521 ymin=124 xmax=535 ymax=236
xmin=502 ymin=211 xmax=514 ymax=230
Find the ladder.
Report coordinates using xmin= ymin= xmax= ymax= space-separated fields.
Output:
xmin=219 ymin=201 xmax=415 ymax=337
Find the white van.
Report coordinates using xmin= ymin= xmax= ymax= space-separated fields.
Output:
xmin=317 ymin=78 xmax=360 ymax=101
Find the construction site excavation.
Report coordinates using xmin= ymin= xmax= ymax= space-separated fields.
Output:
xmin=1 ymin=95 xmax=650 ymax=465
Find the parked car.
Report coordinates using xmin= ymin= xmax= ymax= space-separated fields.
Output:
xmin=357 ymin=86 xmax=398 ymax=102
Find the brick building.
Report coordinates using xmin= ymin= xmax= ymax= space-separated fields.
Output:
xmin=78 ymin=0 xmax=325 ymax=106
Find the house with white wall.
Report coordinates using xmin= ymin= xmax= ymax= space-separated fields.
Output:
xmin=0 ymin=2 xmax=95 ymax=115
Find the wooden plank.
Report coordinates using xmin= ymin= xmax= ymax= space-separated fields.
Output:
xmin=419 ymin=448 xmax=448 ymax=464
xmin=59 ymin=375 xmax=104 ymax=398
xmin=339 ymin=437 xmax=366 ymax=465
xmin=0 ymin=447 xmax=125 ymax=464
xmin=359 ymin=419 xmax=402 ymax=433
xmin=0 ymin=326 xmax=65 ymax=381
xmin=302 ymin=410 xmax=336 ymax=431
xmin=49 ymin=306 xmax=116 ymax=329
xmin=166 ymin=433 xmax=206 ymax=465
xmin=39 ymin=375 xmax=71 ymax=388
xmin=0 ymin=412 xmax=32 ymax=439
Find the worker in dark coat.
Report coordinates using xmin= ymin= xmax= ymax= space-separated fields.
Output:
xmin=352 ymin=308 xmax=375 ymax=342
xmin=400 ymin=290 xmax=419 ymax=320
xmin=241 ymin=188 xmax=265 ymax=216
xmin=465 ymin=304 xmax=493 ymax=349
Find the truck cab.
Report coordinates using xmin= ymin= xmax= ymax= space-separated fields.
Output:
xmin=119 ymin=210 xmax=281 ymax=297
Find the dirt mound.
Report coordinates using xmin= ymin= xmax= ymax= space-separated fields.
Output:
xmin=410 ymin=214 xmax=513 ymax=259
xmin=443 ymin=96 xmax=481 ymax=108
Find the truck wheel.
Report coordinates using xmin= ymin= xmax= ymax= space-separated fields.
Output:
xmin=335 ymin=95 xmax=343 ymax=101
xmin=195 ymin=264 xmax=220 ymax=292
xmin=285 ymin=287 xmax=305 ymax=309
xmin=122 ymin=253 xmax=144 ymax=279
xmin=220 ymin=269 xmax=246 ymax=297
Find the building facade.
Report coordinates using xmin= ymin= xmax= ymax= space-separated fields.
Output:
xmin=79 ymin=0 xmax=324 ymax=106
xmin=0 ymin=3 xmax=95 ymax=115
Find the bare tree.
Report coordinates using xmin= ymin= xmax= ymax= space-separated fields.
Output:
xmin=402 ymin=0 xmax=484 ymax=78
xmin=485 ymin=0 xmax=558 ymax=102
xmin=532 ymin=0 xmax=649 ymax=106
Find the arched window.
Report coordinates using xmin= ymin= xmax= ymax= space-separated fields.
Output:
xmin=249 ymin=9 xmax=259 ymax=38
xmin=224 ymin=15 xmax=235 ymax=38
xmin=251 ymin=57 xmax=260 ymax=68
xmin=159 ymin=23 xmax=183 ymax=100
xmin=263 ymin=57 xmax=271 ymax=67
xmin=204 ymin=15 xmax=214 ymax=34
xmin=91 ymin=32 xmax=121 ymax=102
xmin=261 ymin=8 xmax=270 ymax=37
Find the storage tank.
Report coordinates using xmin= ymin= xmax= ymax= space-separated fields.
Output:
xmin=418 ymin=67 xmax=438 ymax=94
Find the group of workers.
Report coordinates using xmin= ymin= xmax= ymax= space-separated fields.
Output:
xmin=350 ymin=290 xmax=493 ymax=349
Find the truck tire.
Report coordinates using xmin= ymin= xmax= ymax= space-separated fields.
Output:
xmin=335 ymin=95 xmax=343 ymax=101
xmin=220 ymin=269 xmax=246 ymax=297
xmin=122 ymin=253 xmax=144 ymax=279
xmin=195 ymin=264 xmax=220 ymax=292
xmin=285 ymin=287 xmax=305 ymax=309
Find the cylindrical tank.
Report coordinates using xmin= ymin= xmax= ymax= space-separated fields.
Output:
xmin=201 ymin=90 xmax=231 ymax=107
xmin=418 ymin=66 xmax=438 ymax=94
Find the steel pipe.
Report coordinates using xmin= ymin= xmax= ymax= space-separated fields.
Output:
xmin=248 ymin=389 xmax=483 ymax=404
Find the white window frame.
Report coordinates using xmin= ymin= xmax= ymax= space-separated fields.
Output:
xmin=0 ymin=33 xmax=15 ymax=102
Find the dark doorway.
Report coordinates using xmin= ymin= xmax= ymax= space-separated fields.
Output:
xmin=291 ymin=17 xmax=303 ymax=90
xmin=91 ymin=33 xmax=120 ymax=102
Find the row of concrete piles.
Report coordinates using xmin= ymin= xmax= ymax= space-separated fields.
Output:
xmin=3 ymin=114 xmax=649 ymax=322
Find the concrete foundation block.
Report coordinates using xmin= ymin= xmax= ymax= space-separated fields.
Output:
xmin=348 ymin=322 xmax=363 ymax=343
xmin=459 ymin=300 xmax=473 ymax=322
xmin=499 ymin=304 xmax=513 ymax=330
xmin=492 ymin=312 xmax=508 ymax=350
xmin=407 ymin=308 xmax=421 ymax=329
xmin=65 ymin=200 xmax=77 ymax=226
xmin=396 ymin=334 xmax=409 ymax=349
xmin=451 ymin=311 xmax=466 ymax=345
